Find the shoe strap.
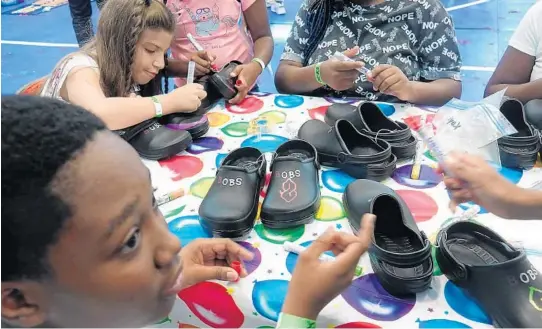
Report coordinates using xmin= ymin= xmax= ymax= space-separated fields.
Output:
xmin=435 ymin=230 xmax=468 ymax=282
xmin=370 ymin=231 xmax=432 ymax=267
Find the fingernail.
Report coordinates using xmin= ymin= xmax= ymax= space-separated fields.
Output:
xmin=236 ymin=80 xmax=242 ymax=86
xmin=226 ymin=271 xmax=239 ymax=282
xmin=211 ymin=64 xmax=218 ymax=71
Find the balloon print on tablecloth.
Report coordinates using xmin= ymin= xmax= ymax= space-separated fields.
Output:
xmin=154 ymin=316 xmax=172 ymax=325
xmin=241 ymin=134 xmax=289 ymax=153
xmin=431 ymin=246 xmax=443 ymax=276
xmin=190 ymin=177 xmax=215 ymax=198
xmin=168 ymin=215 xmax=211 ymax=246
xmin=308 ymin=105 xmax=329 ymax=121
xmin=178 ymin=282 xmax=244 ymax=328
xmin=335 ymin=322 xmax=381 ymax=328
xmin=260 ymin=172 xmax=272 ymax=198
xmin=451 ymin=166 xmax=523 ymax=214
xmin=444 ymin=281 xmax=491 ymax=324
xmin=258 ymin=110 xmax=287 ymax=125
xmin=285 ymin=240 xmax=334 ymax=274
xmin=396 ymin=190 xmax=438 ymax=222
xmin=187 ymin=137 xmax=224 ymax=154
xmin=315 ymin=196 xmax=346 ymax=221
xmin=392 ymin=164 xmax=443 ymax=189
xmin=254 ymin=223 xmax=304 ymax=244
xmin=159 ymin=155 xmax=204 ymax=181
xmin=221 ymin=122 xmax=250 ymax=137
xmin=416 ymin=319 xmax=471 ymax=328
xmin=215 ymin=153 xmax=227 ymax=168
xmin=164 ymin=205 xmax=186 ymax=219
xmin=252 ymin=279 xmax=289 ymax=322
xmin=377 ymin=103 xmax=395 ymax=116
xmin=207 ymin=112 xmax=230 ymax=127
xmin=177 ymin=323 xmax=199 ymax=328
xmin=274 ymin=95 xmax=304 ymax=108
xmin=323 ymin=97 xmax=358 ymax=104
xmin=226 ymin=96 xmax=264 ymax=114
xmin=237 ymin=241 xmax=262 ymax=275
xmin=341 ymin=274 xmax=416 ymax=321
xmin=321 ymin=169 xmax=356 ymax=193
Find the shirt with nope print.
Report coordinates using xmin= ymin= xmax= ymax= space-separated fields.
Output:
xmin=281 ymin=0 xmax=462 ymax=102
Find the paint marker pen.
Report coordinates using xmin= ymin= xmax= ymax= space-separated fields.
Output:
xmin=156 ymin=188 xmax=185 ymax=206
xmin=187 ymin=33 xmax=204 ymax=51
xmin=332 ymin=51 xmax=371 ymax=75
xmin=283 ymin=241 xmax=363 ymax=277
xmin=187 ymin=61 xmax=195 ymax=84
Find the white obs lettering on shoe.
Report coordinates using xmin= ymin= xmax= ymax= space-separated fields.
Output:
xmin=217 ymin=176 xmax=243 ymax=187
xmin=520 ymin=265 xmax=539 ymax=284
xmin=276 ymin=170 xmax=301 ymax=179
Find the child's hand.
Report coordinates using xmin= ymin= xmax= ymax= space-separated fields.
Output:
xmin=281 ymin=214 xmax=375 ymax=320
xmin=179 ymin=238 xmax=254 ymax=289
xmin=190 ymin=50 xmax=217 ymax=76
xmin=228 ymin=61 xmax=263 ymax=104
xmin=167 ymin=83 xmax=207 ymax=113
xmin=369 ymin=64 xmax=413 ymax=101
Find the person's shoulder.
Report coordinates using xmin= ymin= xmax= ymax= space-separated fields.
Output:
xmin=526 ymin=1 xmax=542 ymax=17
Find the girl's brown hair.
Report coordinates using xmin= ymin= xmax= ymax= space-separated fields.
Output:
xmin=83 ymin=0 xmax=175 ymax=97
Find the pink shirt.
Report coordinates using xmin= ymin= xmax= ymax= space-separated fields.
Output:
xmin=167 ymin=0 xmax=256 ymax=86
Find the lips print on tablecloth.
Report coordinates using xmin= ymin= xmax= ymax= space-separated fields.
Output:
xmin=444 ymin=281 xmax=491 ymax=324
xmin=159 ymin=155 xmax=204 ymax=181
xmin=226 ymin=96 xmax=264 ymax=114
xmin=341 ymin=274 xmax=416 ymax=321
xmin=178 ymin=282 xmax=244 ymax=328
xmin=187 ymin=137 xmax=224 ymax=154
xmin=315 ymin=196 xmax=345 ymax=221
xmin=236 ymin=241 xmax=262 ymax=275
xmin=207 ymin=112 xmax=231 ymax=127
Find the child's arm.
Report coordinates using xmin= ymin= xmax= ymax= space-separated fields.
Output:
xmin=244 ymin=0 xmax=273 ymax=68
xmin=62 ymin=67 xmax=206 ymax=130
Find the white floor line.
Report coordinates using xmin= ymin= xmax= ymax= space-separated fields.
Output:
xmin=462 ymin=65 xmax=496 ymax=71
xmin=1 ymin=40 xmax=78 ymax=47
xmin=446 ymin=0 xmax=490 ymax=12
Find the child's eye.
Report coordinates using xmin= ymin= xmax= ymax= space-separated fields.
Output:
xmin=146 ymin=48 xmax=156 ymax=54
xmin=120 ymin=229 xmax=141 ymax=254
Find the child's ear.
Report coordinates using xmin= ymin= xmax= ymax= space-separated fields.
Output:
xmin=2 ymin=283 xmax=47 ymax=327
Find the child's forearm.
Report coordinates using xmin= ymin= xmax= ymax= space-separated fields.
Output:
xmin=252 ymin=35 xmax=274 ymax=66
xmin=404 ymin=79 xmax=462 ymax=106
xmin=485 ymin=79 xmax=542 ymax=104
xmin=167 ymin=58 xmax=188 ymax=77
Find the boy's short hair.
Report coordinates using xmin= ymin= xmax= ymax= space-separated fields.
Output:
xmin=1 ymin=95 xmax=107 ymax=281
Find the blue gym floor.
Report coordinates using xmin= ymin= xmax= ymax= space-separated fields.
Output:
xmin=1 ymin=0 xmax=537 ymax=100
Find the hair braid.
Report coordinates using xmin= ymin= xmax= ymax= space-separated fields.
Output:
xmin=303 ymin=0 xmax=344 ymax=66
xmin=125 ymin=0 xmax=148 ymax=95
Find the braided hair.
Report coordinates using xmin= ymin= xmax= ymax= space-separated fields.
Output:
xmin=303 ymin=0 xmax=345 ymax=66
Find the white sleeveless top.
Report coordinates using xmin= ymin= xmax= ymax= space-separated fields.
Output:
xmin=40 ymin=54 xmax=99 ymax=101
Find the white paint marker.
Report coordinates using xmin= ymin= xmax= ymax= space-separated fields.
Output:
xmin=187 ymin=61 xmax=195 ymax=84
xmin=283 ymin=241 xmax=363 ymax=277
xmin=186 ymin=33 xmax=204 ymax=51
xmin=332 ymin=51 xmax=371 ymax=75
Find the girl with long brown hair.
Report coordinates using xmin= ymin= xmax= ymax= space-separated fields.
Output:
xmin=41 ymin=0 xmax=206 ymax=131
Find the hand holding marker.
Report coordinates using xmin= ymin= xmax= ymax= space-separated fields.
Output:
xmin=283 ymin=241 xmax=363 ymax=277
xmin=187 ymin=33 xmax=217 ymax=72
xmin=332 ymin=51 xmax=372 ymax=76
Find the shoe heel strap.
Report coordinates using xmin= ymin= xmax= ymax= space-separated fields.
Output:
xmin=435 ymin=231 xmax=468 ymax=282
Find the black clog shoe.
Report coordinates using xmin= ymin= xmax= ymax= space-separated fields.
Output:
xmin=343 ymin=179 xmax=433 ymax=295
xmin=115 ymin=119 xmax=192 ymax=160
xmin=260 ymin=139 xmax=321 ymax=229
xmin=160 ymin=113 xmax=209 ymax=139
xmin=198 ymin=147 xmax=266 ymax=238
xmin=498 ymin=98 xmax=541 ymax=169
xmin=435 ymin=221 xmax=542 ymax=327
xmin=191 ymin=75 xmax=223 ymax=116
xmin=209 ymin=61 xmax=241 ymax=101
xmin=298 ymin=119 xmax=397 ymax=181
xmin=325 ymin=102 xmax=417 ymax=159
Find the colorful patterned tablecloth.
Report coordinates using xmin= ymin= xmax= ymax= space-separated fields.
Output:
xmin=146 ymin=93 xmax=542 ymax=329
